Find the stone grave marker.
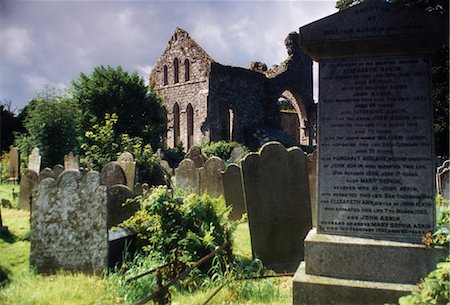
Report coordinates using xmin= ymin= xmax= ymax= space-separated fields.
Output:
xmin=200 ymin=157 xmax=226 ymax=198
xmin=160 ymin=160 xmax=173 ymax=177
xmin=64 ymin=152 xmax=79 ymax=170
xmin=175 ymin=159 xmax=200 ymax=194
xmin=241 ymin=141 xmax=311 ymax=272
xmin=294 ymin=2 xmax=448 ymax=304
xmin=100 ymin=162 xmax=127 ymax=187
xmin=53 ymin=164 xmax=64 ymax=178
xmin=117 ymin=152 xmax=136 ymax=191
xmin=107 ymin=185 xmax=140 ymax=228
xmin=133 ymin=183 xmax=143 ymax=197
xmin=307 ymin=150 xmax=317 ymax=227
xmin=18 ymin=169 xmax=39 ymax=210
xmin=436 ymin=160 xmax=449 ymax=200
xmin=30 ymin=170 xmax=108 ymax=274
xmin=39 ymin=168 xmax=56 ymax=182
xmin=185 ymin=145 xmax=206 ymax=168
xmin=28 ymin=147 xmax=41 ymax=174
xmin=8 ymin=147 xmax=20 ymax=180
xmin=222 ymin=163 xmax=246 ymax=220
xmin=228 ymin=146 xmax=246 ymax=164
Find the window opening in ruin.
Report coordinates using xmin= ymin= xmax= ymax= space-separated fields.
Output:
xmin=173 ymin=103 xmax=180 ymax=147
xmin=174 ymin=58 xmax=179 ymax=84
xmin=186 ymin=103 xmax=194 ymax=148
xmin=228 ymin=107 xmax=235 ymax=141
xmin=163 ymin=65 xmax=168 ymax=86
xmin=184 ymin=59 xmax=190 ymax=82
xmin=277 ymin=90 xmax=309 ymax=145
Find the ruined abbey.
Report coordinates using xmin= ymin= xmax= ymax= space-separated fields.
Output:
xmin=149 ymin=28 xmax=316 ymax=149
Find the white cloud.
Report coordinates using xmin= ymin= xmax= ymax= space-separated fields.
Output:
xmin=1 ymin=27 xmax=33 ymax=64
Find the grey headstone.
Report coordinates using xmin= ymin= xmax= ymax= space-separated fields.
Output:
xmin=185 ymin=146 xmax=206 ymax=168
xmin=30 ymin=170 xmax=108 ymax=274
xmin=2 ymin=199 xmax=12 ymax=208
xmin=175 ymin=159 xmax=200 ymax=194
xmin=222 ymin=163 xmax=246 ymax=221
xmin=200 ymin=157 xmax=226 ymax=198
xmin=133 ymin=183 xmax=143 ymax=197
xmin=39 ymin=167 xmax=56 ymax=182
xmin=228 ymin=146 xmax=246 ymax=164
xmin=141 ymin=183 xmax=150 ymax=194
xmin=307 ymin=150 xmax=317 ymax=227
xmin=28 ymin=147 xmax=41 ymax=174
xmin=107 ymin=184 xmax=139 ymax=229
xmin=160 ymin=160 xmax=173 ymax=177
xmin=437 ymin=160 xmax=449 ymax=200
xmin=117 ymin=152 xmax=136 ymax=191
xmin=100 ymin=162 xmax=127 ymax=187
xmin=8 ymin=147 xmax=20 ymax=179
xmin=18 ymin=169 xmax=39 ymax=210
xmin=52 ymin=164 xmax=64 ymax=178
xmin=64 ymin=152 xmax=79 ymax=170
xmin=241 ymin=141 xmax=311 ymax=272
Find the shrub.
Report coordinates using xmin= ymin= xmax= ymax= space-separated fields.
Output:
xmin=200 ymin=141 xmax=248 ymax=161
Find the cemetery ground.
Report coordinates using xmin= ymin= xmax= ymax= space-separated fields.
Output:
xmin=0 ymin=182 xmax=291 ymax=305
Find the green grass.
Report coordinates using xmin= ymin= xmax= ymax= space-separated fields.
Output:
xmin=0 ymin=182 xmax=20 ymax=208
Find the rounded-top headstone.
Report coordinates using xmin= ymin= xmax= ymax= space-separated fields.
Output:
xmin=52 ymin=164 xmax=64 ymax=178
xmin=185 ymin=146 xmax=206 ymax=168
xmin=100 ymin=162 xmax=127 ymax=187
xmin=39 ymin=167 xmax=56 ymax=182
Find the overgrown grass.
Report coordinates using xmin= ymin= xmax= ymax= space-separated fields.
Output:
xmin=0 ymin=182 xmax=19 ymax=208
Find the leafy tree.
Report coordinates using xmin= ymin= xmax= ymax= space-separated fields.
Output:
xmin=14 ymin=87 xmax=81 ymax=167
xmin=335 ymin=0 xmax=449 ymax=158
xmin=0 ymin=99 xmax=25 ymax=153
xmin=71 ymin=66 xmax=167 ymax=150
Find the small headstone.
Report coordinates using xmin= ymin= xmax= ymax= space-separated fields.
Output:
xmin=28 ymin=147 xmax=41 ymax=174
xmin=185 ymin=146 xmax=206 ymax=168
xmin=100 ymin=162 xmax=127 ymax=187
xmin=8 ymin=147 xmax=20 ymax=180
xmin=437 ymin=160 xmax=449 ymax=200
xmin=18 ymin=169 xmax=39 ymax=210
xmin=241 ymin=141 xmax=311 ymax=272
xmin=228 ymin=146 xmax=246 ymax=164
xmin=107 ymin=185 xmax=139 ymax=228
xmin=117 ymin=152 xmax=136 ymax=191
xmin=160 ymin=160 xmax=173 ymax=177
xmin=133 ymin=183 xmax=143 ymax=197
xmin=307 ymin=150 xmax=317 ymax=227
xmin=222 ymin=164 xmax=246 ymax=220
xmin=175 ymin=159 xmax=200 ymax=194
xmin=53 ymin=164 xmax=64 ymax=178
xmin=64 ymin=152 xmax=79 ymax=170
xmin=200 ymin=157 xmax=226 ymax=198
xmin=39 ymin=167 xmax=56 ymax=182
xmin=141 ymin=183 xmax=150 ymax=194
xmin=2 ymin=199 xmax=12 ymax=208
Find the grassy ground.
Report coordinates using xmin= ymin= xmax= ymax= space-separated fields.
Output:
xmin=0 ymin=182 xmax=20 ymax=208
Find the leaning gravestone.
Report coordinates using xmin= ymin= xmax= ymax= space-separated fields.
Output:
xmin=307 ymin=150 xmax=317 ymax=227
xmin=107 ymin=185 xmax=139 ymax=229
xmin=117 ymin=152 xmax=136 ymax=191
xmin=436 ymin=160 xmax=449 ymax=200
xmin=64 ymin=152 xmax=79 ymax=170
xmin=200 ymin=157 xmax=226 ymax=198
xmin=293 ymin=2 xmax=448 ymax=304
xmin=100 ymin=162 xmax=127 ymax=187
xmin=222 ymin=164 xmax=246 ymax=220
xmin=39 ymin=168 xmax=56 ymax=182
xmin=241 ymin=141 xmax=311 ymax=272
xmin=53 ymin=164 xmax=64 ymax=178
xmin=30 ymin=170 xmax=108 ymax=274
xmin=18 ymin=169 xmax=39 ymax=210
xmin=28 ymin=147 xmax=41 ymax=174
xmin=175 ymin=159 xmax=200 ymax=194
xmin=8 ymin=147 xmax=20 ymax=180
xmin=185 ymin=146 xmax=206 ymax=168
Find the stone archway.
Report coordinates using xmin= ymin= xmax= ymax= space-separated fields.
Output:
xmin=278 ymin=89 xmax=310 ymax=145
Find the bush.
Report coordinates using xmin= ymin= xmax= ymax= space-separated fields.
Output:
xmin=200 ymin=141 xmax=248 ymax=161
xmin=161 ymin=144 xmax=185 ymax=168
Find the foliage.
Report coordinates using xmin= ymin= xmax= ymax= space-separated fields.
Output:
xmin=71 ymin=65 xmax=167 ymax=150
xmin=200 ymin=141 xmax=249 ymax=161
xmin=422 ymin=195 xmax=450 ymax=248
xmin=161 ymin=144 xmax=185 ymax=168
xmin=0 ymin=99 xmax=25 ymax=153
xmin=14 ymin=87 xmax=81 ymax=167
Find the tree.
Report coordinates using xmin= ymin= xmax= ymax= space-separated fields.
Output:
xmin=0 ymin=99 xmax=25 ymax=153
xmin=335 ymin=0 xmax=449 ymax=158
xmin=71 ymin=66 xmax=167 ymax=150
xmin=15 ymin=87 xmax=81 ymax=167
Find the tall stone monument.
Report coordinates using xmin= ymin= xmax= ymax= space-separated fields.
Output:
xmin=117 ymin=152 xmax=136 ymax=191
xmin=8 ymin=147 xmax=20 ymax=180
xmin=28 ymin=147 xmax=41 ymax=174
xmin=64 ymin=152 xmax=79 ymax=170
xmin=293 ymin=1 xmax=448 ymax=304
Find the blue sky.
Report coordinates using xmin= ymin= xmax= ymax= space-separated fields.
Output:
xmin=0 ymin=0 xmax=337 ymax=111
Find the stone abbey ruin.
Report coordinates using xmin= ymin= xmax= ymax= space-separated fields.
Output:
xmin=149 ymin=28 xmax=317 ymax=149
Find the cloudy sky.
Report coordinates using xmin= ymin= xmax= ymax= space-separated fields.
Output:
xmin=0 ymin=0 xmax=338 ymax=111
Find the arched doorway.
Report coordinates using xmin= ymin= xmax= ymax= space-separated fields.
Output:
xmin=173 ymin=103 xmax=180 ymax=147
xmin=186 ymin=104 xmax=194 ymax=148
xmin=277 ymin=90 xmax=310 ymax=145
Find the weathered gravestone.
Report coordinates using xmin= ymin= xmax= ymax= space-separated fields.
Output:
xmin=39 ymin=168 xmax=56 ymax=182
xmin=100 ymin=162 xmax=127 ymax=187
xmin=133 ymin=182 xmax=143 ymax=197
xmin=175 ymin=159 xmax=200 ymax=194
xmin=30 ymin=170 xmax=108 ymax=274
xmin=200 ymin=157 xmax=226 ymax=198
xmin=8 ymin=147 xmax=20 ymax=180
xmin=436 ymin=160 xmax=449 ymax=200
xmin=28 ymin=147 xmax=41 ymax=174
xmin=18 ymin=169 xmax=39 ymax=210
xmin=222 ymin=163 xmax=246 ymax=220
xmin=107 ymin=185 xmax=140 ymax=229
xmin=52 ymin=164 xmax=64 ymax=178
xmin=185 ymin=146 xmax=206 ymax=168
xmin=307 ymin=150 xmax=317 ymax=227
xmin=64 ymin=152 xmax=79 ymax=170
xmin=228 ymin=146 xmax=246 ymax=164
xmin=293 ymin=2 xmax=448 ymax=304
xmin=241 ymin=141 xmax=311 ymax=272
xmin=117 ymin=152 xmax=136 ymax=191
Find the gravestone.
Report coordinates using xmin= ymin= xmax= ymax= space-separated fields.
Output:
xmin=160 ymin=160 xmax=173 ymax=177
xmin=133 ymin=183 xmax=143 ymax=197
xmin=436 ymin=160 xmax=449 ymax=200
xmin=222 ymin=163 xmax=246 ymax=220
xmin=175 ymin=159 xmax=200 ymax=194
xmin=8 ymin=147 xmax=20 ymax=180
xmin=64 ymin=152 xmax=79 ymax=170
xmin=100 ymin=162 xmax=127 ymax=187
xmin=18 ymin=169 xmax=39 ymax=210
xmin=117 ymin=152 xmax=136 ymax=191
xmin=228 ymin=146 xmax=246 ymax=164
xmin=200 ymin=157 xmax=226 ymax=198
xmin=185 ymin=146 xmax=206 ymax=168
xmin=241 ymin=141 xmax=311 ymax=272
xmin=294 ymin=2 xmax=448 ymax=304
xmin=30 ymin=170 xmax=108 ymax=274
xmin=107 ymin=185 xmax=139 ymax=228
xmin=53 ymin=164 xmax=64 ymax=178
xmin=28 ymin=147 xmax=41 ymax=174
xmin=307 ymin=150 xmax=317 ymax=227
xmin=39 ymin=168 xmax=56 ymax=182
